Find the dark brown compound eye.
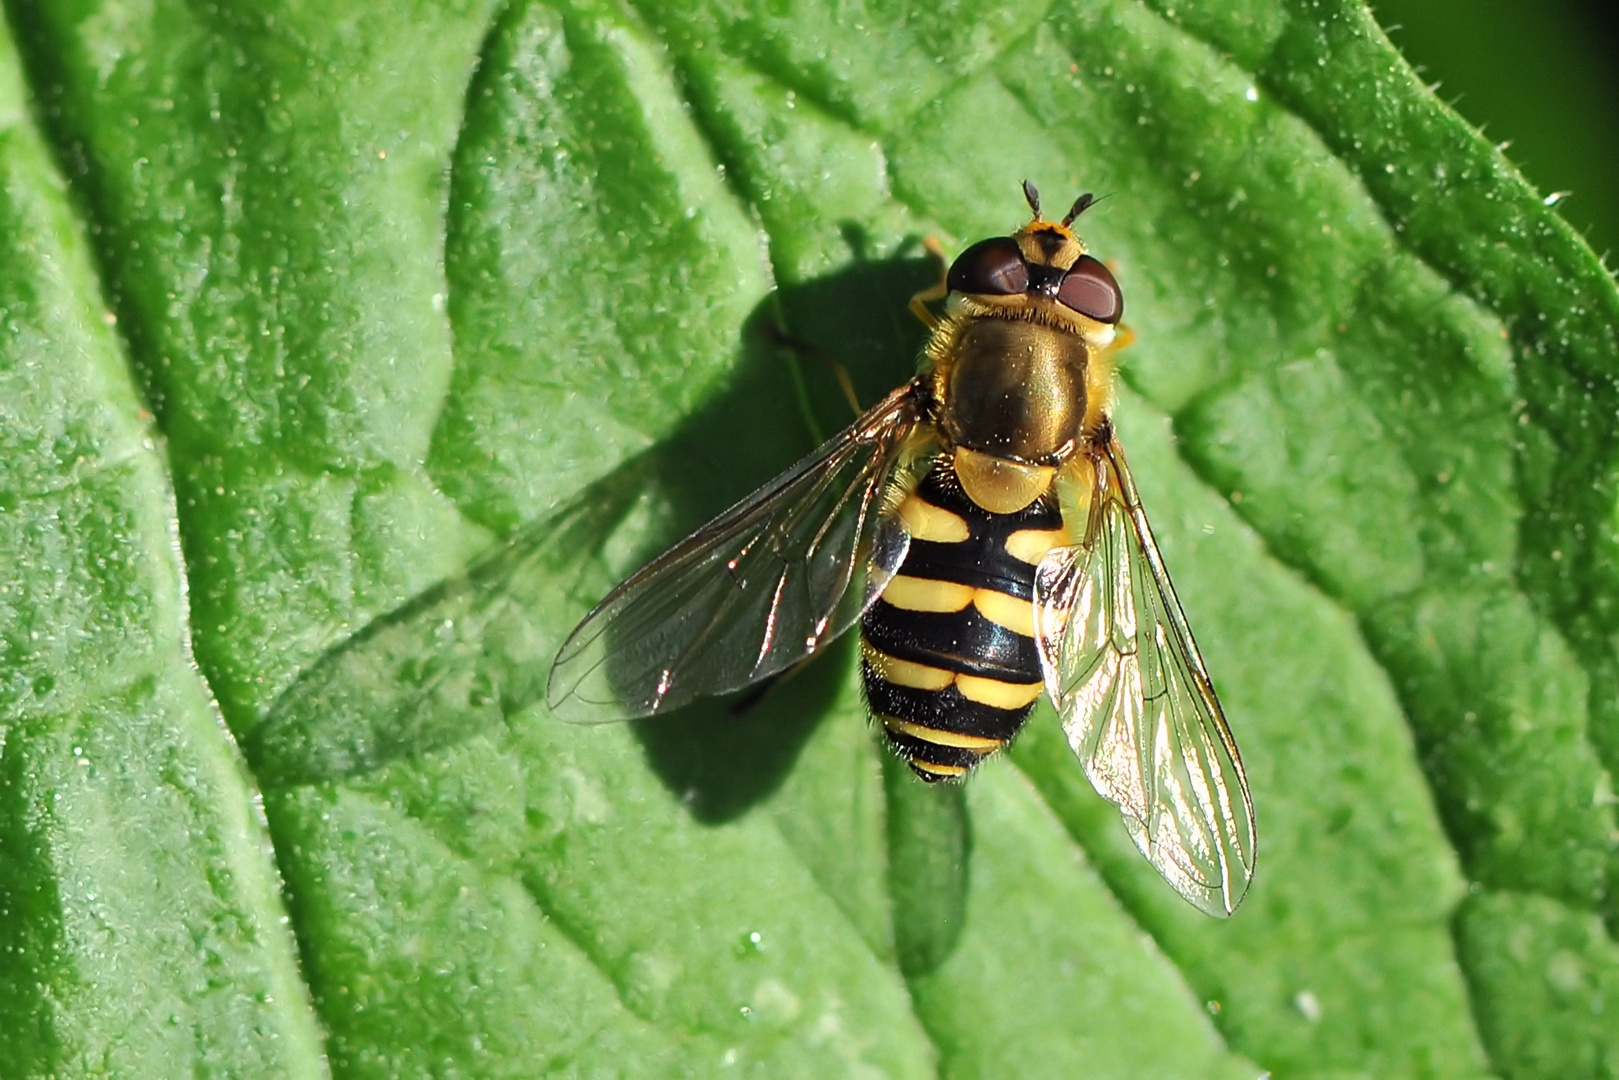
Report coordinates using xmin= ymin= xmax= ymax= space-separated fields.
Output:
xmin=946 ymin=237 xmax=1029 ymax=296
xmin=1055 ymin=254 xmax=1123 ymax=323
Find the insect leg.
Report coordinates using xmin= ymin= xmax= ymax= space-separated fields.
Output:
xmin=908 ymin=236 xmax=949 ymax=330
xmin=767 ymin=317 xmax=865 ymax=422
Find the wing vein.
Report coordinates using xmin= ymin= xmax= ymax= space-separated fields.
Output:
xmin=1033 ymin=437 xmax=1256 ymax=916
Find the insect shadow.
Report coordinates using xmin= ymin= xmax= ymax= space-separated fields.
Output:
xmin=624 ymin=234 xmax=939 ymax=821
xmin=251 ymin=234 xmax=940 ymax=826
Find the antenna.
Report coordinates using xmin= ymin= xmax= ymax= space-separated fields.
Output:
xmin=1062 ymin=192 xmax=1096 ymax=226
xmin=1022 ymin=179 xmax=1042 ymax=218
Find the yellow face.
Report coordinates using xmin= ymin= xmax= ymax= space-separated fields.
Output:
xmin=1014 ymin=217 xmax=1086 ymax=273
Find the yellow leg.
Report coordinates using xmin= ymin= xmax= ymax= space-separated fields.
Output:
xmin=829 ymin=358 xmax=862 ymax=418
xmin=1080 ymin=321 xmax=1135 ymax=447
xmin=771 ymin=317 xmax=864 ymax=421
xmin=908 ymin=236 xmax=949 ymax=329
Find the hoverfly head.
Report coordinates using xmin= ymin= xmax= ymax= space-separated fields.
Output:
xmin=942 ymin=184 xmax=1123 ymax=325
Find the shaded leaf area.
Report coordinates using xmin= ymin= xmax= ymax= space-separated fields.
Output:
xmin=3 ymin=0 xmax=1615 ymax=1078
xmin=0 ymin=24 xmax=323 ymax=1080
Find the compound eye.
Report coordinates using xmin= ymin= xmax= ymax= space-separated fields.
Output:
xmin=947 ymin=237 xmax=1029 ymax=296
xmin=1055 ymin=255 xmax=1123 ymax=323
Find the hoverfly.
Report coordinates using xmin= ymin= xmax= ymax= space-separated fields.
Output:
xmin=547 ymin=182 xmax=1256 ymax=916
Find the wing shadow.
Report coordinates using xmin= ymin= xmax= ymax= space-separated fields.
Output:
xmin=252 ymin=234 xmax=939 ymax=827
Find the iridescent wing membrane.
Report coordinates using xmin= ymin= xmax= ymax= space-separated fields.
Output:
xmin=1033 ymin=435 xmax=1257 ymax=916
xmin=547 ymin=385 xmax=926 ymax=722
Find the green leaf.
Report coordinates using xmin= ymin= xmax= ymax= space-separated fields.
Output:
xmin=3 ymin=0 xmax=1617 ymax=1076
xmin=0 ymin=24 xmax=322 ymax=1078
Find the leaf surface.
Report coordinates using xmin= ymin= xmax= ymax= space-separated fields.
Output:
xmin=3 ymin=0 xmax=1617 ymax=1076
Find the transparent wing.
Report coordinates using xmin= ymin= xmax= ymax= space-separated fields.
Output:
xmin=547 ymin=384 xmax=928 ymax=723
xmin=1033 ymin=433 xmax=1256 ymax=916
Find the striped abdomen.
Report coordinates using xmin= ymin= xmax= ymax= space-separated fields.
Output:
xmin=861 ymin=463 xmax=1066 ymax=781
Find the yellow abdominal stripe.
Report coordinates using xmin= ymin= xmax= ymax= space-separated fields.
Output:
xmin=860 ymin=641 xmax=953 ymax=690
xmin=861 ymin=642 xmax=1044 ymax=710
xmin=881 ymin=574 xmax=973 ymax=612
xmin=897 ymin=494 xmax=970 ymax=543
xmin=1005 ymin=527 xmax=1066 ymax=564
xmin=956 ymin=673 xmax=1044 ymax=709
xmin=883 ymin=574 xmax=1037 ymax=638
xmin=881 ymin=715 xmax=1004 ymax=752
xmin=971 ymin=589 xmax=1035 ymax=637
